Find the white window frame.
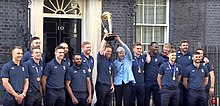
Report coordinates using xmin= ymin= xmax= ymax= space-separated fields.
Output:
xmin=135 ymin=0 xmax=169 ymax=50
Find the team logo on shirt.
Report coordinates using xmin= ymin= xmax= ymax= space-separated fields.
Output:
xmin=142 ymin=59 xmax=144 ymax=62
xmin=132 ymin=59 xmax=135 ymax=61
xmin=91 ymin=60 xmax=93 ymax=63
xmin=83 ymin=70 xmax=86 ymax=73
xmin=203 ymin=63 xmax=206 ymax=66
xmin=22 ymin=67 xmax=25 ymax=71
xmin=201 ymin=69 xmax=204 ymax=73
xmin=11 ymin=67 xmax=14 ymax=70
xmin=176 ymin=68 xmax=178 ymax=71
xmin=178 ymin=55 xmax=180 ymax=58
xmin=32 ymin=66 xmax=35 ymax=68
xmin=74 ymin=71 xmax=77 ymax=73
xmin=189 ymin=56 xmax=191 ymax=59
xmin=192 ymin=70 xmax=195 ymax=72
xmin=83 ymin=59 xmax=86 ymax=62
xmin=63 ymin=66 xmax=66 ymax=70
xmin=155 ymin=59 xmax=157 ymax=62
xmin=54 ymin=66 xmax=57 ymax=69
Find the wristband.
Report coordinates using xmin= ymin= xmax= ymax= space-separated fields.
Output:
xmin=22 ymin=93 xmax=26 ymax=97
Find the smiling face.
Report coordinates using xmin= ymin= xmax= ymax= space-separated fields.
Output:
xmin=59 ymin=43 xmax=69 ymax=54
xmin=192 ymin=53 xmax=201 ymax=63
xmin=180 ymin=42 xmax=189 ymax=53
xmin=104 ymin=47 xmax=112 ymax=59
xmin=31 ymin=48 xmax=42 ymax=61
xmin=150 ymin=43 xmax=159 ymax=54
xmin=133 ymin=45 xmax=142 ymax=56
xmin=55 ymin=48 xmax=65 ymax=60
xmin=12 ymin=48 xmax=23 ymax=62
xmin=73 ymin=54 xmax=82 ymax=66
xmin=82 ymin=43 xmax=91 ymax=55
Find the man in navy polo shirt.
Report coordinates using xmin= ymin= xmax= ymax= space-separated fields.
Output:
xmin=24 ymin=46 xmax=43 ymax=106
xmin=183 ymin=52 xmax=209 ymax=106
xmin=1 ymin=46 xmax=29 ymax=106
xmin=176 ymin=40 xmax=192 ymax=106
xmin=95 ymin=29 xmax=115 ymax=106
xmin=130 ymin=42 xmax=151 ymax=106
xmin=81 ymin=41 xmax=94 ymax=105
xmin=196 ymin=48 xmax=215 ymax=105
xmin=21 ymin=36 xmax=45 ymax=66
xmin=160 ymin=43 xmax=172 ymax=62
xmin=145 ymin=42 xmax=164 ymax=106
xmin=60 ymin=42 xmax=72 ymax=66
xmin=157 ymin=48 xmax=182 ymax=106
xmin=66 ymin=53 xmax=92 ymax=106
xmin=42 ymin=46 xmax=68 ymax=106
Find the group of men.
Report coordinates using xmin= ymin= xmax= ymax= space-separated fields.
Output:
xmin=0 ymin=29 xmax=215 ymax=106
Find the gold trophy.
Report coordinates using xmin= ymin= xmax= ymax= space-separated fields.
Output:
xmin=101 ymin=11 xmax=116 ymax=41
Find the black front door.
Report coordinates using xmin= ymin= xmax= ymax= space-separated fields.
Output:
xmin=43 ymin=18 xmax=81 ymax=63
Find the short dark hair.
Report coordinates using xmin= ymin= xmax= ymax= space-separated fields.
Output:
xmin=179 ymin=40 xmax=188 ymax=46
xmin=192 ymin=52 xmax=200 ymax=56
xmin=72 ymin=53 xmax=81 ymax=59
xmin=168 ymin=48 xmax=176 ymax=54
xmin=12 ymin=46 xmax=22 ymax=53
xmin=30 ymin=37 xmax=40 ymax=44
xmin=150 ymin=42 xmax=158 ymax=47
xmin=196 ymin=48 xmax=204 ymax=52
xmin=31 ymin=46 xmax=41 ymax=54
xmin=55 ymin=46 xmax=64 ymax=51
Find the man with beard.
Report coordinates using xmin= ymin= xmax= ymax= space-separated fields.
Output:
xmin=60 ymin=42 xmax=72 ymax=66
xmin=1 ymin=46 xmax=29 ymax=106
xmin=157 ymin=48 xmax=182 ymax=106
xmin=183 ymin=52 xmax=209 ymax=106
xmin=160 ymin=43 xmax=172 ymax=62
xmin=196 ymin=48 xmax=215 ymax=106
xmin=66 ymin=53 xmax=92 ymax=106
xmin=42 ymin=46 xmax=68 ymax=106
xmin=21 ymin=36 xmax=45 ymax=66
xmin=176 ymin=40 xmax=192 ymax=106
xmin=145 ymin=42 xmax=164 ymax=106
xmin=24 ymin=46 xmax=43 ymax=106
xmin=95 ymin=29 xmax=115 ymax=106
xmin=81 ymin=41 xmax=94 ymax=106
xmin=130 ymin=42 xmax=151 ymax=106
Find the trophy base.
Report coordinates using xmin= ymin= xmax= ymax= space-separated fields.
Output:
xmin=104 ymin=35 xmax=116 ymax=41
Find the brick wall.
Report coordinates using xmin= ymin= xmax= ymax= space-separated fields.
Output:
xmin=0 ymin=0 xmax=28 ymax=69
xmin=205 ymin=1 xmax=220 ymax=45
xmin=0 ymin=0 xmax=28 ymax=104
xmin=169 ymin=0 xmax=206 ymax=47
xmin=102 ymin=0 xmax=135 ymax=49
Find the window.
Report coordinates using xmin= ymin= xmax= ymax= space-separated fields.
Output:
xmin=43 ymin=0 xmax=81 ymax=15
xmin=135 ymin=0 xmax=169 ymax=51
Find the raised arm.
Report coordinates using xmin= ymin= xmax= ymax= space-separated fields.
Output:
xmin=100 ymin=28 xmax=108 ymax=55
xmin=115 ymin=35 xmax=132 ymax=60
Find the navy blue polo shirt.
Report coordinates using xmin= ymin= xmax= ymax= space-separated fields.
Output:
xmin=66 ymin=64 xmax=89 ymax=92
xmin=159 ymin=53 xmax=169 ymax=62
xmin=63 ymin=57 xmax=72 ymax=67
xmin=144 ymin=53 xmax=164 ymax=81
xmin=43 ymin=58 xmax=68 ymax=89
xmin=132 ymin=54 xmax=145 ymax=85
xmin=159 ymin=62 xmax=182 ymax=87
xmin=183 ymin=63 xmax=209 ymax=90
xmin=21 ymin=51 xmax=45 ymax=66
xmin=81 ymin=52 xmax=94 ymax=79
xmin=97 ymin=52 xmax=114 ymax=86
xmin=1 ymin=60 xmax=29 ymax=92
xmin=201 ymin=60 xmax=214 ymax=87
xmin=25 ymin=58 xmax=43 ymax=91
xmin=176 ymin=51 xmax=193 ymax=84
